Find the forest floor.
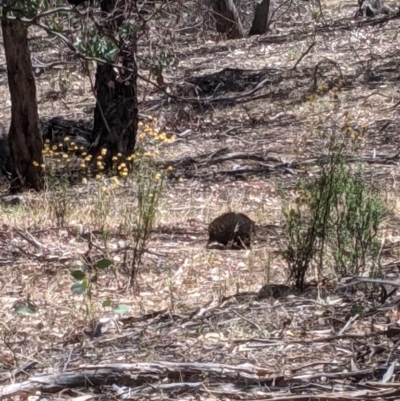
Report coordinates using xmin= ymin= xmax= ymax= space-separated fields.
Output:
xmin=2 ymin=0 xmax=400 ymax=399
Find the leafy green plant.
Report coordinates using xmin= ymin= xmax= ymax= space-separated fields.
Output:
xmin=44 ymin=166 xmax=73 ymax=228
xmin=71 ymin=258 xmax=112 ymax=315
xmin=130 ymin=156 xmax=164 ymax=287
xmin=106 ymin=115 xmax=168 ymax=288
xmin=150 ymin=50 xmax=179 ymax=85
xmin=151 ymin=50 xmax=178 ymax=75
xmin=281 ymin=132 xmax=386 ymax=290
xmin=75 ymin=26 xmax=118 ymax=62
xmin=92 ymin=182 xmax=113 ymax=249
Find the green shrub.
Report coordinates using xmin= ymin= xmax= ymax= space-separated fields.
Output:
xmin=281 ymin=137 xmax=386 ymax=290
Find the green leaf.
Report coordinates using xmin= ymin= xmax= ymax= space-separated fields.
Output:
xmin=71 ymin=282 xmax=85 ymax=294
xmin=96 ymin=259 xmax=112 ymax=269
xmin=102 ymin=297 xmax=112 ymax=308
xmin=71 ymin=270 xmax=86 ymax=280
xmin=15 ymin=305 xmax=36 ymax=315
xmin=113 ymin=304 xmax=130 ymax=315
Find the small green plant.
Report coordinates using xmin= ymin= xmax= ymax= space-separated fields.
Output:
xmin=44 ymin=166 xmax=73 ymax=228
xmin=41 ymin=136 xmax=91 ymax=226
xmin=149 ymin=50 xmax=179 ymax=86
xmin=109 ymin=115 xmax=169 ymax=288
xmin=129 ymin=156 xmax=164 ymax=288
xmin=92 ymin=181 xmax=115 ymax=250
xmin=71 ymin=258 xmax=112 ymax=315
xmin=281 ymin=122 xmax=386 ymax=290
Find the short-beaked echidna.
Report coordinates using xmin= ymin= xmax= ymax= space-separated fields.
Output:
xmin=207 ymin=212 xmax=255 ymax=249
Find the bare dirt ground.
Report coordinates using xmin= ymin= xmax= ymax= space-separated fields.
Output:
xmin=2 ymin=0 xmax=400 ymax=399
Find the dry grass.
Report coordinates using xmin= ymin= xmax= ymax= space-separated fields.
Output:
xmin=2 ymin=0 xmax=400 ymax=399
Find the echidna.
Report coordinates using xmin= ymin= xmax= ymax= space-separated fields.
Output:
xmin=207 ymin=212 xmax=255 ymax=249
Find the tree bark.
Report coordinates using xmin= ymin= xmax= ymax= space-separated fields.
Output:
xmin=211 ymin=0 xmax=246 ymax=39
xmin=249 ymin=0 xmax=270 ymax=36
xmin=1 ymin=18 xmax=44 ymax=192
xmin=90 ymin=0 xmax=138 ymax=165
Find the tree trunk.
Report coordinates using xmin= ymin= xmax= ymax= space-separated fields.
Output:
xmin=249 ymin=0 xmax=270 ymax=36
xmin=90 ymin=0 xmax=138 ymax=165
xmin=211 ymin=0 xmax=246 ymax=39
xmin=1 ymin=18 xmax=44 ymax=192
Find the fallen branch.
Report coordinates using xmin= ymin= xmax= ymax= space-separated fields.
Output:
xmin=0 ymin=361 xmax=282 ymax=398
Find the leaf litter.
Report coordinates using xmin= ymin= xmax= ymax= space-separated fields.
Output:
xmin=2 ymin=0 xmax=400 ymax=399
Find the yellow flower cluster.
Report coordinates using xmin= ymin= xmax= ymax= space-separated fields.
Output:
xmin=137 ymin=116 xmax=176 ymax=145
xmin=34 ymin=115 xmax=172 ymax=183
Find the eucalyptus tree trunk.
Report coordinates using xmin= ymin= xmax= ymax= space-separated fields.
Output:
xmin=211 ymin=0 xmax=246 ymax=39
xmin=249 ymin=0 xmax=270 ymax=36
xmin=1 ymin=17 xmax=44 ymax=192
xmin=90 ymin=0 xmax=138 ymax=167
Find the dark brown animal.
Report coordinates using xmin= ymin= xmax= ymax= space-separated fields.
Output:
xmin=207 ymin=212 xmax=255 ymax=249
